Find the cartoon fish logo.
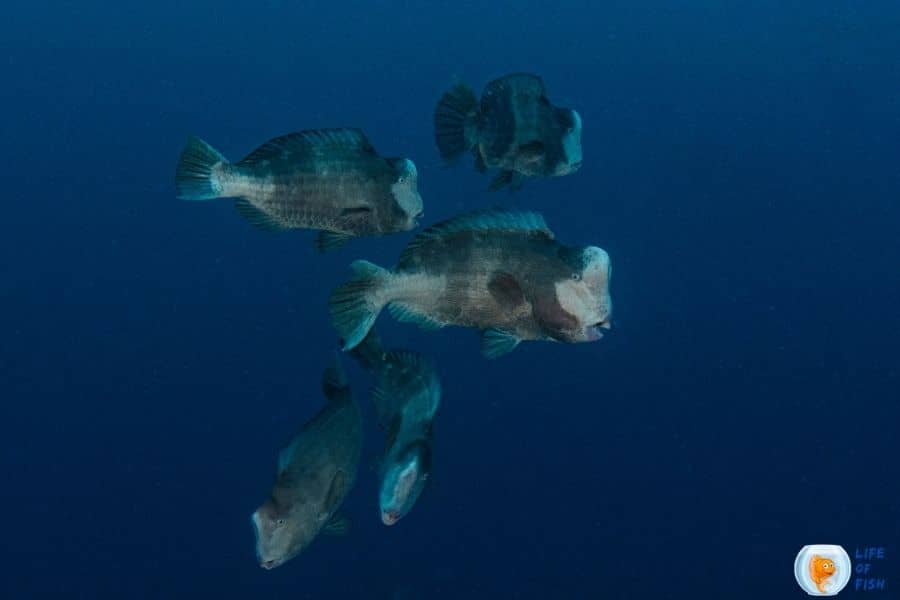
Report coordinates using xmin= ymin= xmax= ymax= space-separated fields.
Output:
xmin=794 ymin=545 xmax=851 ymax=596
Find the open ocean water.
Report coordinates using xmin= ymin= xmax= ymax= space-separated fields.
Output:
xmin=1 ymin=1 xmax=899 ymax=598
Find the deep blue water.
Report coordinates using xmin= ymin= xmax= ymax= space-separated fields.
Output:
xmin=2 ymin=1 xmax=899 ymax=598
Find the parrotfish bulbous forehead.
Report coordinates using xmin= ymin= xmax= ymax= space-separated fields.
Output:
xmin=251 ymin=507 xmax=291 ymax=570
xmin=379 ymin=443 xmax=430 ymax=526
xmin=390 ymin=157 xmax=423 ymax=228
xmin=553 ymin=245 xmax=612 ymax=342
xmin=557 ymin=109 xmax=583 ymax=175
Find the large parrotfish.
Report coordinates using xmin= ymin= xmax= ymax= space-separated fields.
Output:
xmin=434 ymin=73 xmax=582 ymax=191
xmin=251 ymin=359 xmax=362 ymax=570
xmin=329 ymin=209 xmax=612 ymax=359
xmin=349 ymin=331 xmax=440 ymax=526
xmin=175 ymin=128 xmax=423 ymax=251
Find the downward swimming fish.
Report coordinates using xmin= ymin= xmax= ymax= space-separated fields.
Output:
xmin=329 ymin=209 xmax=612 ymax=358
xmin=349 ymin=331 xmax=440 ymax=525
xmin=251 ymin=359 xmax=362 ymax=569
xmin=434 ymin=73 xmax=582 ymax=190
xmin=175 ymin=128 xmax=423 ymax=251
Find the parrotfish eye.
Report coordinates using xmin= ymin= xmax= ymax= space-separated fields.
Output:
xmin=571 ymin=272 xmax=581 ymax=281
xmin=274 ymin=518 xmax=285 ymax=527
xmin=398 ymin=175 xmax=406 ymax=184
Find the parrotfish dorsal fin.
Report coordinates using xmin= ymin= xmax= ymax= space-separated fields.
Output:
xmin=400 ymin=209 xmax=553 ymax=265
xmin=237 ymin=128 xmax=376 ymax=166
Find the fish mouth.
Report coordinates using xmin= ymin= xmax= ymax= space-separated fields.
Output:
xmin=570 ymin=160 xmax=583 ymax=170
xmin=586 ymin=319 xmax=611 ymax=340
xmin=381 ymin=510 xmax=400 ymax=526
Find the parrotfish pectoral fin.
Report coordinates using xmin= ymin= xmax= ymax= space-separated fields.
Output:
xmin=480 ymin=328 xmax=521 ymax=359
xmin=315 ymin=230 xmax=353 ymax=253
xmin=234 ymin=198 xmax=287 ymax=232
xmin=323 ymin=513 xmax=351 ymax=536
xmin=509 ymin=172 xmax=526 ymax=192
xmin=175 ymin=136 xmax=228 ymax=200
xmin=324 ymin=470 xmax=348 ymax=514
xmin=329 ymin=260 xmax=391 ymax=351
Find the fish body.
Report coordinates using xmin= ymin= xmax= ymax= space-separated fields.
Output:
xmin=329 ymin=209 xmax=612 ymax=358
xmin=434 ymin=73 xmax=582 ymax=190
xmin=349 ymin=332 xmax=440 ymax=525
xmin=251 ymin=360 xmax=362 ymax=569
xmin=175 ymin=128 xmax=423 ymax=250
xmin=809 ymin=555 xmax=836 ymax=594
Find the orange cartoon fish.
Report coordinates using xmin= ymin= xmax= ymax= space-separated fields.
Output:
xmin=809 ymin=555 xmax=836 ymax=593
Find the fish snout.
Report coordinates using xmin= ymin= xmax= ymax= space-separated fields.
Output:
xmin=381 ymin=510 xmax=400 ymax=526
xmin=260 ymin=558 xmax=281 ymax=570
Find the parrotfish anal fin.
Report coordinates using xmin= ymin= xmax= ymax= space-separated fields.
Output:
xmin=481 ymin=328 xmax=521 ymax=359
xmin=488 ymin=170 xmax=515 ymax=192
xmin=234 ymin=199 xmax=287 ymax=231
xmin=322 ymin=358 xmax=351 ymax=402
xmin=388 ymin=303 xmax=444 ymax=331
xmin=324 ymin=470 xmax=348 ymax=514
xmin=323 ymin=513 xmax=351 ymax=536
xmin=399 ymin=208 xmax=554 ymax=266
xmin=315 ymin=231 xmax=353 ymax=253
xmin=487 ymin=271 xmax=525 ymax=306
xmin=237 ymin=128 xmax=376 ymax=166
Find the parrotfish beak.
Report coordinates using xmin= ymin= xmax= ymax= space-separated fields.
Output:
xmin=381 ymin=510 xmax=400 ymax=526
xmin=586 ymin=318 xmax=611 ymax=340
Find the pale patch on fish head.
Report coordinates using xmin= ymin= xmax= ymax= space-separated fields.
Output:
xmin=389 ymin=158 xmax=424 ymax=231
xmin=553 ymin=246 xmax=612 ymax=342
xmin=553 ymin=108 xmax=582 ymax=176
xmin=251 ymin=499 xmax=312 ymax=569
xmin=379 ymin=441 xmax=431 ymax=526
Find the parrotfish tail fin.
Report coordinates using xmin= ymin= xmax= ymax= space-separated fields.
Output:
xmin=175 ymin=135 xmax=228 ymax=200
xmin=347 ymin=329 xmax=387 ymax=372
xmin=329 ymin=260 xmax=391 ymax=352
xmin=322 ymin=355 xmax=351 ymax=402
xmin=434 ymin=81 xmax=478 ymax=162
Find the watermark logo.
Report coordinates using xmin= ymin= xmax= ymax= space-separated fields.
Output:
xmin=794 ymin=545 xmax=852 ymax=596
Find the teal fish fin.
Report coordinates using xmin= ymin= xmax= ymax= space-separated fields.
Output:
xmin=509 ymin=172 xmax=527 ymax=192
xmin=237 ymin=128 xmax=376 ymax=166
xmin=324 ymin=470 xmax=348 ymax=514
xmin=488 ymin=170 xmax=514 ymax=192
xmin=323 ymin=513 xmax=351 ymax=536
xmin=481 ymin=328 xmax=521 ymax=359
xmin=329 ymin=260 xmax=392 ymax=351
xmin=234 ymin=198 xmax=287 ymax=232
xmin=175 ymin=136 xmax=228 ymax=200
xmin=315 ymin=230 xmax=353 ymax=253
xmin=388 ymin=303 xmax=444 ymax=331
xmin=434 ymin=81 xmax=479 ymax=162
xmin=321 ymin=356 xmax=350 ymax=402
xmin=473 ymin=149 xmax=487 ymax=172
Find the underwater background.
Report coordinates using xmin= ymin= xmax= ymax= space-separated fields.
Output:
xmin=2 ymin=1 xmax=899 ymax=598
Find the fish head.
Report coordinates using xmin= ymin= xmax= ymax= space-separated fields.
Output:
xmin=379 ymin=440 xmax=432 ymax=526
xmin=251 ymin=498 xmax=314 ymax=569
xmin=547 ymin=245 xmax=612 ymax=342
xmin=551 ymin=108 xmax=582 ymax=176
xmin=388 ymin=157 xmax=424 ymax=231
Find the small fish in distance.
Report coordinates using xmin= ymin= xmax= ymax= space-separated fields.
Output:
xmin=175 ymin=128 xmax=423 ymax=251
xmin=434 ymin=73 xmax=582 ymax=191
xmin=349 ymin=331 xmax=440 ymax=526
xmin=251 ymin=359 xmax=362 ymax=569
xmin=329 ymin=209 xmax=612 ymax=359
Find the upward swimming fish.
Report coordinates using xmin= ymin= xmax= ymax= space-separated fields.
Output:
xmin=175 ymin=128 xmax=423 ymax=251
xmin=434 ymin=73 xmax=582 ymax=191
xmin=349 ymin=331 xmax=440 ymax=526
xmin=251 ymin=359 xmax=362 ymax=569
xmin=329 ymin=209 xmax=612 ymax=359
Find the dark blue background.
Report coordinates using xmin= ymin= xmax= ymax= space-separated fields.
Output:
xmin=2 ymin=1 xmax=898 ymax=598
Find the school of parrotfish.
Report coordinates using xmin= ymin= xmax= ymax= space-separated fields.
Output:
xmin=175 ymin=72 xmax=609 ymax=569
